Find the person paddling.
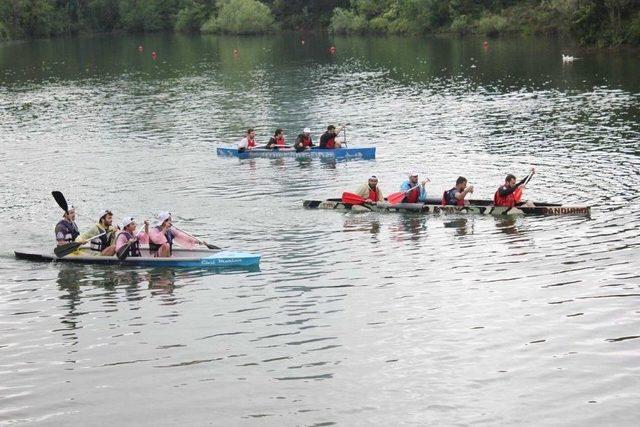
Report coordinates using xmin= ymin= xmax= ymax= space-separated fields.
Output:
xmin=265 ymin=128 xmax=286 ymax=150
xmin=442 ymin=177 xmax=474 ymax=206
xmin=237 ymin=128 xmax=257 ymax=153
xmin=494 ymin=168 xmax=536 ymax=207
xmin=147 ymin=212 xmax=209 ymax=257
xmin=55 ymin=204 xmax=80 ymax=246
xmin=115 ymin=217 xmax=148 ymax=258
xmin=319 ymin=124 xmax=346 ymax=149
xmin=294 ymin=127 xmax=314 ymax=152
xmin=400 ymin=172 xmax=429 ymax=203
xmin=354 ymin=176 xmax=385 ymax=204
xmin=76 ymin=209 xmax=118 ymax=256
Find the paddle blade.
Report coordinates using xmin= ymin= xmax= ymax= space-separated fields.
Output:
xmin=54 ymin=242 xmax=81 ymax=258
xmin=387 ymin=191 xmax=406 ymax=205
xmin=116 ymin=243 xmax=132 ymax=260
xmin=52 ymin=191 xmax=68 ymax=213
xmin=514 ymin=187 xmax=524 ymax=203
xmin=205 ymin=242 xmax=221 ymax=250
xmin=341 ymin=192 xmax=365 ymax=205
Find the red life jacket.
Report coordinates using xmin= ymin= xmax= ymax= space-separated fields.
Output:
xmin=247 ymin=137 xmax=256 ymax=148
xmin=326 ymin=135 xmax=336 ymax=149
xmin=276 ymin=136 xmax=285 ymax=147
xmin=301 ymin=136 xmax=312 ymax=147
xmin=405 ymin=186 xmax=420 ymax=203
xmin=493 ymin=186 xmax=516 ymax=207
xmin=368 ymin=187 xmax=378 ymax=201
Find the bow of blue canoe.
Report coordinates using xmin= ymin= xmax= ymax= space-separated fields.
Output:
xmin=14 ymin=247 xmax=261 ymax=268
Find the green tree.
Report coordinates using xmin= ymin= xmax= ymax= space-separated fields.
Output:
xmin=201 ymin=0 xmax=276 ymax=34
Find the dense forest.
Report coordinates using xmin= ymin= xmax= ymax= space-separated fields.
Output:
xmin=1 ymin=0 xmax=639 ymax=46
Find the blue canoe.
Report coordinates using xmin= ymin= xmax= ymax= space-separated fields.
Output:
xmin=216 ymin=146 xmax=376 ymax=160
xmin=15 ymin=248 xmax=261 ymax=268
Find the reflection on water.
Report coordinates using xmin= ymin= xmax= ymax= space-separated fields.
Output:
xmin=1 ymin=33 xmax=640 ymax=426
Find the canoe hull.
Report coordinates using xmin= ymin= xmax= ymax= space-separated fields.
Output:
xmin=15 ymin=248 xmax=261 ymax=268
xmin=303 ymin=199 xmax=591 ymax=217
xmin=216 ymin=146 xmax=375 ymax=160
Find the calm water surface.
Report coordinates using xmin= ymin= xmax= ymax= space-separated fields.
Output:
xmin=1 ymin=34 xmax=639 ymax=426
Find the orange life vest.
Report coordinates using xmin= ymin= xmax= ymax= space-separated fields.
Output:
xmin=493 ymin=186 xmax=516 ymax=207
xmin=405 ymin=186 xmax=420 ymax=203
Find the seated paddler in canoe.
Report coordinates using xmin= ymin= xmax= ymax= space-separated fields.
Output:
xmin=55 ymin=203 xmax=80 ymax=246
xmin=319 ymin=124 xmax=347 ymax=149
xmin=147 ymin=212 xmax=213 ymax=257
xmin=74 ymin=209 xmax=118 ymax=256
xmin=115 ymin=216 xmax=149 ymax=259
xmin=494 ymin=168 xmax=536 ymax=207
xmin=442 ymin=176 xmax=474 ymax=206
xmin=237 ymin=128 xmax=257 ymax=153
xmin=265 ymin=128 xmax=286 ymax=150
xmin=342 ymin=176 xmax=385 ymax=205
xmin=293 ymin=128 xmax=314 ymax=152
xmin=398 ymin=172 xmax=429 ymax=203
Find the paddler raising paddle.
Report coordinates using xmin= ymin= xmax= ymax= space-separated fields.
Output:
xmin=148 ymin=212 xmax=211 ymax=257
xmin=55 ymin=204 xmax=79 ymax=246
xmin=354 ymin=176 xmax=385 ymax=204
xmin=319 ymin=124 xmax=347 ymax=149
xmin=76 ymin=209 xmax=118 ymax=256
xmin=399 ymin=172 xmax=429 ymax=203
xmin=494 ymin=168 xmax=536 ymax=207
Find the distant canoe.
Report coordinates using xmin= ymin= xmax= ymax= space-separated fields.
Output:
xmin=15 ymin=247 xmax=261 ymax=268
xmin=216 ymin=146 xmax=375 ymax=160
xmin=303 ymin=198 xmax=591 ymax=217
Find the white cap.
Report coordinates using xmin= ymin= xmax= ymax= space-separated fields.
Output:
xmin=98 ymin=209 xmax=113 ymax=220
xmin=155 ymin=211 xmax=172 ymax=226
xmin=121 ymin=216 xmax=135 ymax=228
xmin=409 ymin=171 xmax=419 ymax=177
xmin=303 ymin=127 xmax=311 ymax=133
xmin=369 ymin=175 xmax=378 ymax=180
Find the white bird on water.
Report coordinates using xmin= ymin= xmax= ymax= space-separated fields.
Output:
xmin=562 ymin=54 xmax=578 ymax=63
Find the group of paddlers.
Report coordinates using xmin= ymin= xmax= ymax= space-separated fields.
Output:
xmin=55 ymin=209 xmax=211 ymax=259
xmin=352 ymin=168 xmax=536 ymax=206
xmin=237 ymin=124 xmax=348 ymax=153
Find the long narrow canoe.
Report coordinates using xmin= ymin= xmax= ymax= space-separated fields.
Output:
xmin=303 ymin=198 xmax=591 ymax=217
xmin=15 ymin=247 xmax=261 ymax=268
xmin=216 ymin=146 xmax=375 ymax=160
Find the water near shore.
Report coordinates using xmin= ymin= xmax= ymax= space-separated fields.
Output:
xmin=1 ymin=34 xmax=639 ymax=426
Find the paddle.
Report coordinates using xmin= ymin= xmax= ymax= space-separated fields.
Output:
xmin=387 ymin=179 xmax=430 ymax=205
xmin=514 ymin=170 xmax=535 ymax=204
xmin=341 ymin=192 xmax=366 ymax=205
xmin=172 ymin=226 xmax=221 ymax=250
xmin=54 ymin=231 xmax=106 ymax=258
xmin=52 ymin=191 xmax=68 ymax=213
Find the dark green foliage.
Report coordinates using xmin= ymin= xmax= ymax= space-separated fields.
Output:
xmin=0 ymin=0 xmax=638 ymax=46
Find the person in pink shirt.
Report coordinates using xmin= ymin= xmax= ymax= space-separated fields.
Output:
xmin=115 ymin=217 xmax=149 ymax=258
xmin=147 ymin=212 xmax=209 ymax=257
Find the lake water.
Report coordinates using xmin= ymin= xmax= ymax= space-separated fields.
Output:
xmin=1 ymin=33 xmax=639 ymax=426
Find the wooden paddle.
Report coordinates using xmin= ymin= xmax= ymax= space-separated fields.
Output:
xmin=172 ymin=226 xmax=220 ymax=250
xmin=54 ymin=232 xmax=106 ymax=258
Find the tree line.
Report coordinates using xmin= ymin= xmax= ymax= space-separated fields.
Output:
xmin=1 ymin=0 xmax=639 ymax=46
